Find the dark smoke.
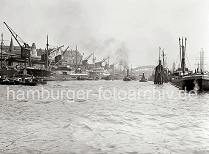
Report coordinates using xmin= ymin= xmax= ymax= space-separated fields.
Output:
xmin=80 ymin=37 xmax=129 ymax=67
xmin=115 ymin=42 xmax=129 ymax=68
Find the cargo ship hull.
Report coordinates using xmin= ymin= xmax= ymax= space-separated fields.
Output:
xmin=171 ymin=74 xmax=209 ymax=91
xmin=25 ymin=68 xmax=52 ymax=77
xmin=0 ymin=69 xmax=17 ymax=77
xmin=0 ymin=68 xmax=52 ymax=78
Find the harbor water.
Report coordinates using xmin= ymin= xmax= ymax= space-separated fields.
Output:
xmin=0 ymin=81 xmax=209 ymax=154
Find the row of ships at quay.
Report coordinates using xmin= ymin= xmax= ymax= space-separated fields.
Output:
xmin=0 ymin=22 xmax=149 ymax=85
xmin=0 ymin=22 xmax=209 ymax=92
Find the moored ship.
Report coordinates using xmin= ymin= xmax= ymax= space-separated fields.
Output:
xmin=1 ymin=22 xmax=52 ymax=79
xmin=171 ymin=37 xmax=209 ymax=91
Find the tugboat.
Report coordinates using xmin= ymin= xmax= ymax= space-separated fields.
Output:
xmin=33 ymin=77 xmax=47 ymax=85
xmin=0 ymin=77 xmax=15 ymax=85
xmin=139 ymin=72 xmax=147 ymax=82
xmin=0 ymin=74 xmax=38 ymax=86
xmin=171 ymin=37 xmax=209 ymax=91
xmin=20 ymin=75 xmax=37 ymax=86
xmin=123 ymin=68 xmax=132 ymax=81
xmin=101 ymin=75 xmax=112 ymax=80
xmin=76 ymin=76 xmax=87 ymax=80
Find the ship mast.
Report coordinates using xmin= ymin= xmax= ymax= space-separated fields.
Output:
xmin=162 ymin=49 xmax=166 ymax=67
xmin=200 ymin=48 xmax=204 ymax=73
xmin=75 ymin=45 xmax=78 ymax=71
xmin=46 ymin=35 xmax=49 ymax=71
xmin=179 ymin=37 xmax=186 ymax=75
xmin=159 ymin=47 xmax=161 ymax=63
xmin=179 ymin=38 xmax=182 ymax=64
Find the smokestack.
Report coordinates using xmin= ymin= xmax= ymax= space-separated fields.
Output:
xmin=181 ymin=37 xmax=186 ymax=74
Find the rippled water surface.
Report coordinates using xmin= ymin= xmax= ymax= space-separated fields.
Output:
xmin=0 ymin=81 xmax=209 ymax=154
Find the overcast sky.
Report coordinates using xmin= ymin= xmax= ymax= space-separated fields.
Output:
xmin=1 ymin=0 xmax=209 ymax=69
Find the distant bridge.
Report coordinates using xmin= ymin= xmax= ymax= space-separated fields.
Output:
xmin=133 ymin=65 xmax=155 ymax=71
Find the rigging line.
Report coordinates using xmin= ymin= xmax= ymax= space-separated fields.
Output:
xmin=186 ymin=53 xmax=191 ymax=69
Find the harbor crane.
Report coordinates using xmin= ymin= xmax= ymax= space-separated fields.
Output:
xmin=47 ymin=45 xmax=64 ymax=68
xmin=82 ymin=53 xmax=93 ymax=66
xmin=95 ymin=57 xmax=109 ymax=68
xmin=54 ymin=46 xmax=69 ymax=66
xmin=49 ymin=45 xmax=64 ymax=56
xmin=41 ymin=45 xmax=64 ymax=61
xmin=3 ymin=22 xmax=31 ymax=67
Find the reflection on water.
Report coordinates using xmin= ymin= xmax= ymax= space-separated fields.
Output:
xmin=0 ymin=81 xmax=209 ymax=154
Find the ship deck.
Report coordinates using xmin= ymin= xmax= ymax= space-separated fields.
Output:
xmin=183 ymin=74 xmax=209 ymax=80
